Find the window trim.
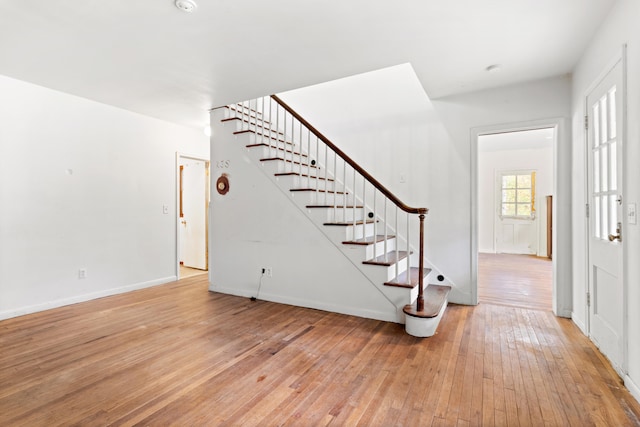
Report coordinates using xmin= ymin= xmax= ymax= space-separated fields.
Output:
xmin=498 ymin=169 xmax=537 ymax=220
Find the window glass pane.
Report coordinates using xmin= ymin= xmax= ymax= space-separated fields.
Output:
xmin=502 ymin=203 xmax=516 ymax=216
xmin=502 ymin=175 xmax=516 ymax=189
xmin=600 ymin=97 xmax=608 ymax=144
xmin=609 ymin=195 xmax=617 ymax=236
xmin=602 ymin=194 xmax=609 ymax=238
xmin=517 ymin=174 xmax=531 ymax=188
xmin=609 ymin=88 xmax=617 ymax=139
xmin=602 ymin=145 xmax=608 ymax=191
xmin=594 ymin=196 xmax=601 ymax=239
xmin=517 ymin=189 xmax=531 ymax=203
xmin=502 ymin=189 xmax=516 ymax=203
xmin=593 ymin=104 xmax=600 ymax=148
xmin=610 ymin=141 xmax=617 ymax=191
xmin=517 ymin=204 xmax=531 ymax=216
xmin=594 ymin=149 xmax=600 ymax=193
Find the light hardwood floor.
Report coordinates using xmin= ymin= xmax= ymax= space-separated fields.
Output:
xmin=478 ymin=253 xmax=552 ymax=311
xmin=1 ymin=275 xmax=639 ymax=426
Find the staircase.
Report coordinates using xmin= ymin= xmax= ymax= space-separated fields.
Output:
xmin=211 ymin=96 xmax=451 ymax=337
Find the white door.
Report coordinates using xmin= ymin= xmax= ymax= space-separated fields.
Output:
xmin=181 ymin=159 xmax=209 ymax=270
xmin=587 ymin=59 xmax=624 ymax=374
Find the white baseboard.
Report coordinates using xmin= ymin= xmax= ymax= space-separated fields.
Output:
xmin=571 ymin=312 xmax=587 ymax=335
xmin=0 ymin=276 xmax=177 ymax=321
xmin=625 ymin=375 xmax=640 ymax=405
xmin=209 ymin=283 xmax=399 ymax=323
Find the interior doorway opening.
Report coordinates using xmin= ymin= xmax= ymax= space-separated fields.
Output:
xmin=177 ymin=154 xmax=210 ymax=280
xmin=477 ymin=128 xmax=555 ymax=311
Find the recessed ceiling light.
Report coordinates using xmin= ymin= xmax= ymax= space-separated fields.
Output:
xmin=175 ymin=0 xmax=197 ymax=13
xmin=485 ymin=64 xmax=501 ymax=73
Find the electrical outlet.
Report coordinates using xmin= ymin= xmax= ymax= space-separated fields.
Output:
xmin=264 ymin=267 xmax=272 ymax=277
xmin=162 ymin=204 xmax=169 ymax=214
xmin=78 ymin=268 xmax=87 ymax=279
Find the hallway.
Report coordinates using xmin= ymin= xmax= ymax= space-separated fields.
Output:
xmin=478 ymin=253 xmax=552 ymax=311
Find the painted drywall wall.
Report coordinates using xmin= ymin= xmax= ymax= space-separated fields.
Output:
xmin=570 ymin=0 xmax=640 ymax=402
xmin=0 ymin=74 xmax=208 ymax=319
xmin=276 ymin=64 xmax=469 ymax=302
xmin=431 ymin=76 xmax=572 ymax=313
xmin=478 ymin=143 xmax=554 ymax=255
xmin=281 ymin=70 xmax=571 ymax=308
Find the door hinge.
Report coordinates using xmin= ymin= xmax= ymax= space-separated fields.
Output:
xmin=587 ymin=292 xmax=591 ymax=307
xmin=584 ymin=115 xmax=589 ymax=131
xmin=586 ymin=203 xmax=590 ymax=218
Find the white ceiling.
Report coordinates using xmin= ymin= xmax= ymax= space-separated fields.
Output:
xmin=0 ymin=0 xmax=616 ymax=129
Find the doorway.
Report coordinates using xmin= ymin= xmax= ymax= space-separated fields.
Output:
xmin=177 ymin=154 xmax=210 ymax=279
xmin=471 ymin=119 xmax=569 ymax=315
xmin=476 ymin=128 xmax=554 ymax=310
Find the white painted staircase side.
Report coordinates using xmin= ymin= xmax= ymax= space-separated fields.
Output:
xmin=210 ymin=104 xmax=451 ymax=334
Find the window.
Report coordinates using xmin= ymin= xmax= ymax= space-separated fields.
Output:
xmin=500 ymin=171 xmax=536 ymax=218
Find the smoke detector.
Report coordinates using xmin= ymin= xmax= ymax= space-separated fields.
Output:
xmin=175 ymin=0 xmax=197 ymax=13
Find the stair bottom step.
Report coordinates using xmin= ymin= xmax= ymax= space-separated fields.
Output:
xmin=403 ymin=284 xmax=451 ymax=318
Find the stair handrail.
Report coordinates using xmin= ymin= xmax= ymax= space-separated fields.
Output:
xmin=271 ymin=94 xmax=429 ymax=312
xmin=272 ymin=95 xmax=428 ymax=215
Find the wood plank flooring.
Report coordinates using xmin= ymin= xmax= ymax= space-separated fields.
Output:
xmin=1 ymin=276 xmax=639 ymax=426
xmin=478 ymin=253 xmax=552 ymax=311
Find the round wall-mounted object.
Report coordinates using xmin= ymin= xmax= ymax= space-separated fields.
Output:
xmin=216 ymin=174 xmax=230 ymax=195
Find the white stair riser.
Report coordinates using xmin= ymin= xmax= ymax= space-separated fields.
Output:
xmin=321 ymin=222 xmax=376 ymax=242
xmin=342 ymin=238 xmax=397 ymax=261
xmin=404 ymin=300 xmax=448 ymax=337
xmin=275 ymin=175 xmax=336 ymax=192
xmin=245 ymin=146 xmax=307 ymax=165
xmin=361 ymin=260 xmax=410 ymax=284
xmin=290 ymin=191 xmax=353 ymax=206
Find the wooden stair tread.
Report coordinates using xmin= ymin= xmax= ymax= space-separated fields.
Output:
xmin=246 ymin=143 xmax=308 ymax=157
xmin=342 ymin=235 xmax=395 ymax=246
xmin=403 ymin=285 xmax=451 ymax=318
xmin=260 ymin=158 xmax=317 ymax=167
xmin=290 ymin=188 xmax=345 ymax=194
xmin=306 ymin=205 xmax=363 ymax=208
xmin=324 ymin=220 xmax=376 ymax=226
xmin=275 ymin=173 xmax=333 ymax=182
xmin=384 ymin=267 xmax=432 ymax=288
xmin=221 ymin=117 xmax=280 ymax=132
xmin=234 ymin=129 xmax=294 ymax=146
xmin=362 ymin=250 xmax=410 ymax=266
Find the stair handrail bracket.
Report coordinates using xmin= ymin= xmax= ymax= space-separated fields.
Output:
xmin=270 ymin=94 xmax=430 ymax=317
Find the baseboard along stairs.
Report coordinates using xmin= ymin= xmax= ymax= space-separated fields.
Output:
xmin=212 ymin=96 xmax=452 ymax=337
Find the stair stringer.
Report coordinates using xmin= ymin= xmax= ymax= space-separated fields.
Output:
xmin=210 ymin=109 xmax=407 ymax=323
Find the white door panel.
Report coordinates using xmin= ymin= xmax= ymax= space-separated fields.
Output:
xmin=587 ymin=59 xmax=624 ymax=374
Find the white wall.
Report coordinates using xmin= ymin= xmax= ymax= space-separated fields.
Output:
xmin=278 ymin=69 xmax=572 ymax=309
xmin=478 ymin=144 xmax=554 ymax=255
xmin=0 ymin=75 xmax=208 ymax=319
xmin=570 ymin=0 xmax=640 ymax=402
xmin=278 ymin=64 xmax=467 ymax=301
xmin=431 ymin=76 xmax=572 ymax=312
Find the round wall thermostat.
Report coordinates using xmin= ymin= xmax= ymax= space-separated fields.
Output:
xmin=216 ymin=174 xmax=230 ymax=195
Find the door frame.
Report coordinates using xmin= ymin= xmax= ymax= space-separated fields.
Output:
xmin=176 ymin=152 xmax=210 ymax=279
xmin=471 ymin=118 xmax=569 ymax=316
xmin=583 ymin=46 xmax=628 ymax=376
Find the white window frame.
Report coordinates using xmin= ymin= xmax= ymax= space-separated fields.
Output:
xmin=498 ymin=169 xmax=536 ymax=220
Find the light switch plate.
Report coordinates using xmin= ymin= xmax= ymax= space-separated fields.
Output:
xmin=628 ymin=203 xmax=637 ymax=225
